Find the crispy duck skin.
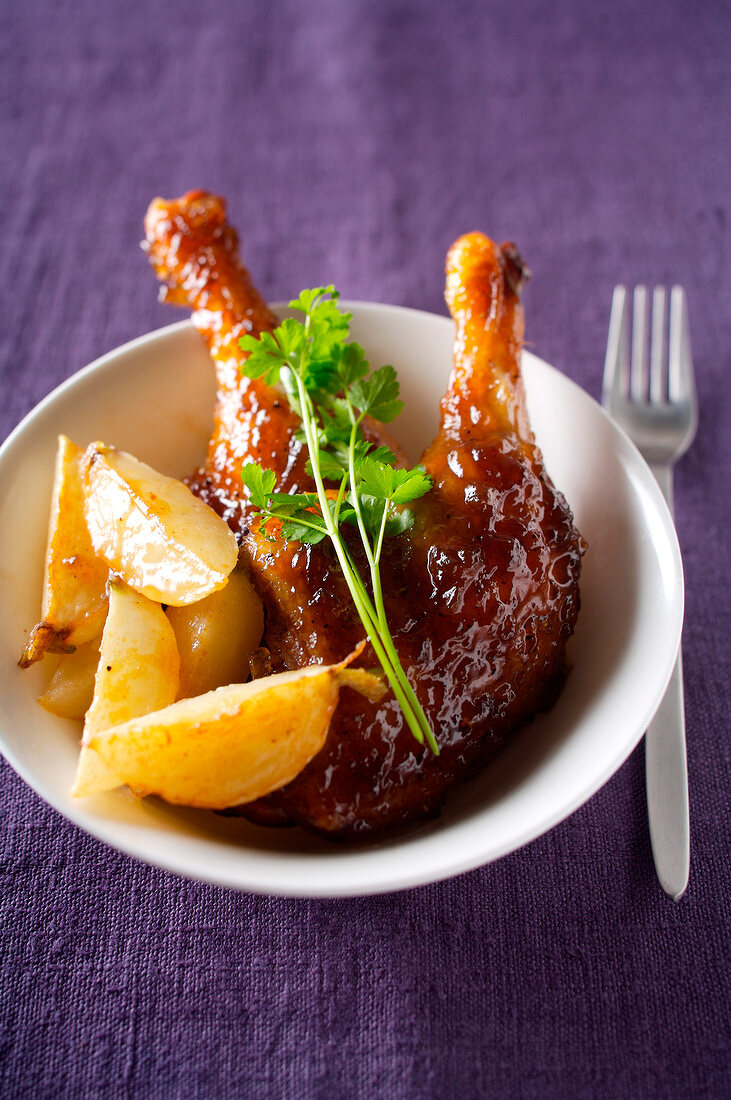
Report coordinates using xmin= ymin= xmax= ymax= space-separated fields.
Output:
xmin=144 ymin=192 xmax=584 ymax=837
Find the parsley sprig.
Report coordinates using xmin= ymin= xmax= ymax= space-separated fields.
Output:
xmin=239 ymin=287 xmax=438 ymax=754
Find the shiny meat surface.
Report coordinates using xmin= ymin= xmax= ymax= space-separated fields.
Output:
xmin=144 ymin=191 xmax=584 ymax=837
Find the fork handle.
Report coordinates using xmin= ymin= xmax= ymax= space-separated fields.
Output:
xmin=645 ymin=652 xmax=690 ymax=900
xmin=646 ymin=461 xmax=690 ymax=900
xmin=650 ymin=462 xmax=674 ymax=515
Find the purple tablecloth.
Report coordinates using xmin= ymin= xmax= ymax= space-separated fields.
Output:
xmin=2 ymin=1 xmax=729 ymax=1095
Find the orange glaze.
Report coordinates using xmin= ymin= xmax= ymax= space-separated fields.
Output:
xmin=145 ymin=195 xmax=584 ymax=837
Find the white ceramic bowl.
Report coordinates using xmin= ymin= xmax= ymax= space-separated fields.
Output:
xmin=0 ymin=306 xmax=684 ymax=896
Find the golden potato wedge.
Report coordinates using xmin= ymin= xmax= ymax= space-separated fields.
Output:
xmin=71 ymin=582 xmax=181 ymax=796
xmin=38 ymin=637 xmax=102 ymax=719
xmin=19 ymin=435 xmax=109 ymax=667
xmin=166 ymin=569 xmax=265 ymax=698
xmin=73 ymin=651 xmax=385 ymax=807
xmin=81 ymin=442 xmax=238 ymax=606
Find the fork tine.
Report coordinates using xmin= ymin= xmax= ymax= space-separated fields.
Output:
xmin=669 ymin=286 xmax=694 ymax=402
xmin=631 ymin=285 xmax=649 ymax=402
xmin=650 ymin=286 xmax=667 ymax=404
xmin=603 ymin=285 xmax=629 ymax=405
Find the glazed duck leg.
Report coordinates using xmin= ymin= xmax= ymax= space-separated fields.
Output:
xmin=144 ymin=192 xmax=404 ymax=669
xmin=144 ymin=193 xmax=583 ymax=837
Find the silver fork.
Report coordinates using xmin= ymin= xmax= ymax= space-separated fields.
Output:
xmin=603 ymin=285 xmax=698 ymax=901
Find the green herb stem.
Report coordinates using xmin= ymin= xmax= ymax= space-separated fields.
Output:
xmin=293 ymin=371 xmax=432 ymax=750
xmin=344 ymin=415 xmax=439 ymax=754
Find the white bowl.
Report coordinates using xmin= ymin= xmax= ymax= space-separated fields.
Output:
xmin=0 ymin=306 xmax=684 ymax=896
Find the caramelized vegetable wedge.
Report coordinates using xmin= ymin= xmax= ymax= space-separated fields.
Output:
xmin=166 ymin=569 xmax=265 ymax=699
xmin=81 ymin=442 xmax=238 ymax=606
xmin=38 ymin=637 xmax=102 ymax=719
xmin=72 ymin=649 xmax=385 ymax=808
xmin=72 ymin=583 xmax=181 ymax=795
xmin=19 ymin=435 xmax=109 ymax=667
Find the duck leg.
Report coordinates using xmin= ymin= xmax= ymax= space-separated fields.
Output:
xmin=143 ymin=191 xmax=403 ymax=671
xmin=248 ymin=230 xmax=583 ymax=835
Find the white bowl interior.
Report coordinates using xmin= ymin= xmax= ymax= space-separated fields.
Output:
xmin=0 ymin=307 xmax=683 ymax=896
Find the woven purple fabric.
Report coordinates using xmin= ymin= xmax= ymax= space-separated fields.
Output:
xmin=1 ymin=1 xmax=729 ymax=1096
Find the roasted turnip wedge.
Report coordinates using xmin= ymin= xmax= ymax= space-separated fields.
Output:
xmin=72 ymin=582 xmax=180 ymax=796
xmin=72 ymin=648 xmax=385 ymax=808
xmin=38 ymin=638 xmax=102 ymax=719
xmin=166 ymin=569 xmax=265 ymax=699
xmin=81 ymin=442 xmax=238 ymax=606
xmin=19 ymin=435 xmax=109 ymax=667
